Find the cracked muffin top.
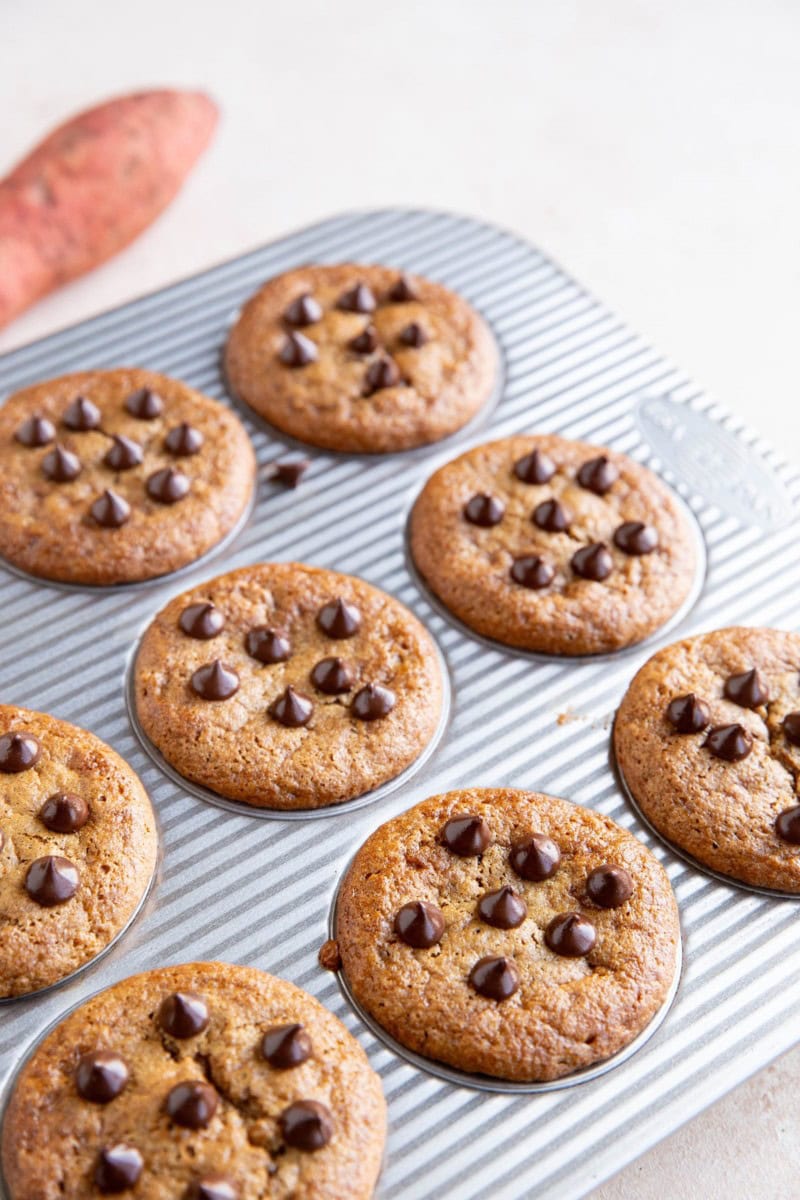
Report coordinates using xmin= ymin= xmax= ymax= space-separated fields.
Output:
xmin=409 ymin=433 xmax=698 ymax=655
xmin=0 ymin=369 xmax=255 ymax=585
xmin=224 ymin=263 xmax=497 ymax=453
xmin=133 ymin=562 xmax=444 ymax=810
xmin=1 ymin=962 xmax=386 ymax=1200
xmin=332 ymin=788 xmax=679 ymax=1082
xmin=615 ymin=626 xmax=800 ymax=891
xmin=0 ymin=705 xmax=157 ymax=998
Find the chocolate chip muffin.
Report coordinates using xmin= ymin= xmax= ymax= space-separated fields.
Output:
xmin=409 ymin=434 xmax=698 ymax=655
xmin=1 ymin=961 xmax=386 ymax=1199
xmin=224 ymin=263 xmax=497 ymax=453
xmin=133 ymin=563 xmax=444 ymax=809
xmin=332 ymin=788 xmax=679 ymax=1082
xmin=615 ymin=626 xmax=800 ymax=891
xmin=0 ymin=369 xmax=256 ymax=585
xmin=0 ymin=705 xmax=157 ymax=999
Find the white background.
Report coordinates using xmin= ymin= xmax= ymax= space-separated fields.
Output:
xmin=2 ymin=1 xmax=799 ymax=1195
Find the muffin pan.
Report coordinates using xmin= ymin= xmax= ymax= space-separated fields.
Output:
xmin=1 ymin=208 xmax=799 ymax=1200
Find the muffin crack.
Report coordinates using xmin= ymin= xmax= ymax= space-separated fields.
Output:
xmin=192 ymin=1051 xmax=265 ymax=1124
xmin=764 ymin=700 xmax=800 ymax=796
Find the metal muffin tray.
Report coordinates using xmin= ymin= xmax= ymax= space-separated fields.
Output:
xmin=0 ymin=208 xmax=798 ymax=1200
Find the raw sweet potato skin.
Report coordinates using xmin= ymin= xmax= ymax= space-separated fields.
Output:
xmin=0 ymin=89 xmax=218 ymax=328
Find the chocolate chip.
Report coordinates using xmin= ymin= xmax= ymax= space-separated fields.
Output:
xmin=352 ymin=683 xmax=395 ymax=720
xmin=76 ymin=1051 xmax=129 ymax=1103
xmin=468 ymin=955 xmax=520 ymax=1001
xmin=509 ymin=834 xmax=561 ymax=881
xmin=724 ymin=668 xmax=770 ymax=708
xmin=280 ymin=1100 xmax=334 ymax=1151
xmin=704 ymin=723 xmax=753 ymax=761
xmin=571 ymin=542 xmax=613 ymax=581
xmin=441 ymin=814 xmax=491 ymax=856
xmin=394 ymin=900 xmax=445 ymax=948
xmin=666 ymin=693 xmax=710 ymax=734
xmin=311 ymin=657 xmax=353 ymax=694
xmin=510 ymin=555 xmax=555 ymax=589
xmin=586 ymin=865 xmax=633 ymax=908
xmin=577 ymin=455 xmax=618 ymax=494
xmin=262 ymin=1023 xmax=313 ymax=1068
xmin=64 ymin=395 xmax=101 ymax=431
xmin=513 ymin=449 xmax=556 ymax=485
xmin=533 ymin=498 xmax=570 ymax=533
xmin=285 ymin=293 xmax=323 ymax=326
xmin=191 ymin=660 xmax=240 ymax=701
xmin=0 ymin=831 xmax=5 ymax=852
xmin=477 ymin=885 xmax=527 ymax=929
xmin=545 ymin=912 xmax=596 ymax=957
xmin=269 ymin=459 xmax=310 ymax=488
xmin=269 ymin=686 xmax=313 ymax=727
xmin=463 ymin=493 xmax=505 ymax=526
xmin=42 ymin=444 xmax=81 ymax=481
xmin=180 ymin=603 xmax=225 ymax=639
xmin=25 ymin=855 xmax=79 ymax=906
xmin=15 ymin=415 xmax=55 ymax=446
xmin=246 ymin=627 xmax=291 ymax=664
xmin=39 ymin=792 xmax=89 ymax=833
xmin=166 ymin=1080 xmax=219 ymax=1129
xmin=350 ymin=324 xmax=379 ymax=354
xmin=165 ymin=423 xmax=204 ymax=456
xmin=614 ymin=521 xmax=659 ymax=555
xmin=280 ymin=331 xmax=318 ymax=367
xmin=389 ymin=275 xmax=417 ymax=302
xmin=399 ymin=322 xmax=427 ymax=347
xmin=364 ymin=356 xmax=401 ymax=393
xmin=775 ymin=806 xmax=800 ymax=844
xmin=783 ymin=712 xmax=800 ymax=746
xmin=146 ymin=466 xmax=190 ymax=504
xmin=338 ymin=283 xmax=376 ymax=314
xmin=91 ymin=489 xmax=131 ymax=527
xmin=185 ymin=1178 xmax=238 ymax=1200
xmin=0 ymin=731 xmax=41 ymax=772
xmin=317 ymin=598 xmax=361 ymax=638
xmin=104 ymin=435 xmax=143 ymax=471
xmin=95 ymin=1144 xmax=143 ymax=1193
xmin=125 ymin=388 xmax=163 ymax=419
xmin=158 ymin=991 xmax=210 ymax=1038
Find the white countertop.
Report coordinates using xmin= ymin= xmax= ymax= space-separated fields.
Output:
xmin=3 ymin=1 xmax=799 ymax=1195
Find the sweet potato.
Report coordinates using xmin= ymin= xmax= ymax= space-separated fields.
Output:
xmin=0 ymin=89 xmax=218 ymax=329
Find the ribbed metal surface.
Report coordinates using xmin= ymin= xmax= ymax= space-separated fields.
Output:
xmin=1 ymin=209 xmax=798 ymax=1200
